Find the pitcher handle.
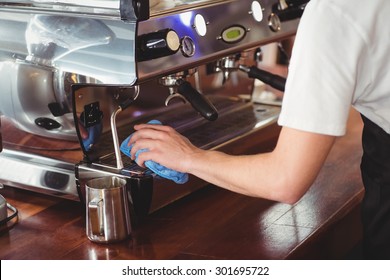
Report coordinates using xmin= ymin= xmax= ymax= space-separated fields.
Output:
xmin=89 ymin=198 xmax=104 ymax=236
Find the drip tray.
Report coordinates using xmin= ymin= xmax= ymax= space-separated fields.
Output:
xmin=181 ymin=102 xmax=279 ymax=150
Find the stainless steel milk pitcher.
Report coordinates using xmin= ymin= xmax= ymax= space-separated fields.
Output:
xmin=86 ymin=176 xmax=131 ymax=243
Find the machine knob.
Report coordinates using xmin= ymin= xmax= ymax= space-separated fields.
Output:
xmin=137 ymin=29 xmax=180 ymax=61
xmin=35 ymin=117 xmax=61 ymax=130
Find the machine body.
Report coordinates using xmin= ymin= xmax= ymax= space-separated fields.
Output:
xmin=0 ymin=0 xmax=306 ymax=215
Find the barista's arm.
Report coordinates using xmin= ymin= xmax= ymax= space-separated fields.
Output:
xmin=129 ymin=124 xmax=336 ymax=204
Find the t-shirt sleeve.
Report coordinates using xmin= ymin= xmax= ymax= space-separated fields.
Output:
xmin=278 ymin=0 xmax=366 ymax=136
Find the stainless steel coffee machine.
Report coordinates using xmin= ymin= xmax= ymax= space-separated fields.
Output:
xmin=0 ymin=0 xmax=308 ymax=216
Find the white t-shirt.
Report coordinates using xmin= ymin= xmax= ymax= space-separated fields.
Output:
xmin=278 ymin=0 xmax=390 ymax=136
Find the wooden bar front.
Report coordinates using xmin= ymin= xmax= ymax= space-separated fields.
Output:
xmin=0 ymin=109 xmax=364 ymax=260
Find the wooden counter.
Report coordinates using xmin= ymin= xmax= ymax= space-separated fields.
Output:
xmin=0 ymin=109 xmax=364 ymax=260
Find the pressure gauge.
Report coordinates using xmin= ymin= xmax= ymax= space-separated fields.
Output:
xmin=181 ymin=36 xmax=196 ymax=57
xmin=268 ymin=13 xmax=281 ymax=32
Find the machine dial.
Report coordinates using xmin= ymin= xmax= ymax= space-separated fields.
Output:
xmin=165 ymin=30 xmax=181 ymax=52
xmin=137 ymin=29 xmax=180 ymax=61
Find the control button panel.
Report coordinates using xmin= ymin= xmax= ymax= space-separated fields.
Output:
xmin=251 ymin=1 xmax=264 ymax=22
xmin=220 ymin=25 xmax=247 ymax=44
xmin=194 ymin=14 xmax=207 ymax=36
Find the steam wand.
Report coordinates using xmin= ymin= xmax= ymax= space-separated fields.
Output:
xmin=110 ymin=86 xmax=140 ymax=169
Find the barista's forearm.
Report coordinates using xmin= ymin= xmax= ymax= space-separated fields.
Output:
xmin=188 ymin=150 xmax=299 ymax=203
xmin=187 ymin=127 xmax=335 ymax=204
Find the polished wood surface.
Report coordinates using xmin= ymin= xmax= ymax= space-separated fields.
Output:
xmin=0 ymin=108 xmax=364 ymax=260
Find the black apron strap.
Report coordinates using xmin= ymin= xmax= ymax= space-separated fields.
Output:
xmin=360 ymin=114 xmax=390 ymax=259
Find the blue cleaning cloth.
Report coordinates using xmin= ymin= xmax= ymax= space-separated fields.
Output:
xmin=120 ymin=120 xmax=189 ymax=184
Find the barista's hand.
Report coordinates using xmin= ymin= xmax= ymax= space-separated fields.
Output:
xmin=128 ymin=124 xmax=202 ymax=173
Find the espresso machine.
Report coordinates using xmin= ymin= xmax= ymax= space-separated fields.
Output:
xmin=0 ymin=0 xmax=308 ymax=217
